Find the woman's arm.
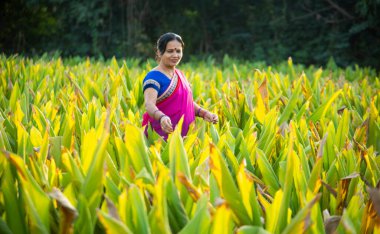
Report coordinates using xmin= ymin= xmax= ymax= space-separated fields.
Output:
xmin=144 ymin=88 xmax=173 ymax=133
xmin=193 ymin=102 xmax=218 ymax=124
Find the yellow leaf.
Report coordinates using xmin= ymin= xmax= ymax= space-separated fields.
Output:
xmin=266 ymin=189 xmax=291 ymax=233
xmin=237 ymin=164 xmax=253 ymax=220
xmin=254 ymin=89 xmax=266 ymax=124
xmin=81 ymin=129 xmax=98 ymax=174
xmin=30 ymin=126 xmax=43 ymax=147
xmin=258 ymin=78 xmax=269 ymax=110
xmin=210 ymin=204 xmax=233 ymax=234
xmin=14 ymin=101 xmax=25 ymax=123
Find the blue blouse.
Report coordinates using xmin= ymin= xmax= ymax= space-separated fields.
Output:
xmin=142 ymin=71 xmax=172 ymax=96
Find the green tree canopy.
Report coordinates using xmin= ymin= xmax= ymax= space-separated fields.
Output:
xmin=1 ymin=0 xmax=379 ymax=68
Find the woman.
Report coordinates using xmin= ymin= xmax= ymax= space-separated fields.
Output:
xmin=142 ymin=32 xmax=218 ymax=140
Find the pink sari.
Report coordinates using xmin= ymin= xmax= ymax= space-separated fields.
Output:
xmin=142 ymin=69 xmax=195 ymax=140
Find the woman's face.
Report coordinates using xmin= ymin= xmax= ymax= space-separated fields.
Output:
xmin=160 ymin=40 xmax=183 ymax=68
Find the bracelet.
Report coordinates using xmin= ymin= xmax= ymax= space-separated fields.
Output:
xmin=196 ymin=108 xmax=202 ymax=117
xmin=200 ymin=109 xmax=207 ymax=118
xmin=153 ymin=109 xmax=160 ymax=118
xmin=159 ymin=114 xmax=167 ymax=124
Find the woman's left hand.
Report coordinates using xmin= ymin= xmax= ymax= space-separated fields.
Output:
xmin=203 ymin=111 xmax=218 ymax=124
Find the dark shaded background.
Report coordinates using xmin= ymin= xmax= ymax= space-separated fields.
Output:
xmin=1 ymin=0 xmax=379 ymax=68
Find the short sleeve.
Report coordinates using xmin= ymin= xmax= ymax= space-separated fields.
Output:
xmin=143 ymin=79 xmax=160 ymax=93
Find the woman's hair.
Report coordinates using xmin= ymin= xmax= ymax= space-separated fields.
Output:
xmin=156 ymin=32 xmax=184 ymax=57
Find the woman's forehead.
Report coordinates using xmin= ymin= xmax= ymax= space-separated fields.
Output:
xmin=166 ymin=40 xmax=182 ymax=49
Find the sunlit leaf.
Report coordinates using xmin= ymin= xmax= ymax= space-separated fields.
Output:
xmin=210 ymin=203 xmax=234 ymax=234
xmin=209 ymin=144 xmax=252 ymax=225
xmin=308 ymin=90 xmax=342 ymax=123
xmin=98 ymin=210 xmax=133 ymax=234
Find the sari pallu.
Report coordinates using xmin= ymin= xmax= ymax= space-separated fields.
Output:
xmin=142 ymin=69 xmax=195 ymax=140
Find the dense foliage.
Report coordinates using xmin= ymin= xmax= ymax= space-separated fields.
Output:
xmin=1 ymin=0 xmax=380 ymax=68
xmin=0 ymin=55 xmax=379 ymax=233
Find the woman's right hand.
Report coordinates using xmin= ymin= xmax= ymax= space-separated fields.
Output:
xmin=203 ymin=111 xmax=218 ymax=124
xmin=160 ymin=115 xmax=173 ymax=133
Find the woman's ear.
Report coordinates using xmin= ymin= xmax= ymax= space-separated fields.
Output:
xmin=155 ymin=50 xmax=161 ymax=62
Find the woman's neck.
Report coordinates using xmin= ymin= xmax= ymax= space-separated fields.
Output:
xmin=158 ymin=64 xmax=175 ymax=78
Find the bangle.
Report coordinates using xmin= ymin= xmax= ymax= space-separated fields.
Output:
xmin=196 ymin=108 xmax=202 ymax=117
xmin=159 ymin=114 xmax=167 ymax=124
xmin=200 ymin=109 xmax=206 ymax=118
xmin=153 ymin=109 xmax=160 ymax=118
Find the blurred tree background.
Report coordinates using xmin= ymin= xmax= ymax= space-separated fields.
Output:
xmin=1 ymin=0 xmax=379 ymax=68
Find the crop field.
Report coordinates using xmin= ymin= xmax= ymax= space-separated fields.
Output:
xmin=0 ymin=55 xmax=379 ymax=233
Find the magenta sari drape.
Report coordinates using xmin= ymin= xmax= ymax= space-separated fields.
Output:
xmin=142 ymin=69 xmax=195 ymax=140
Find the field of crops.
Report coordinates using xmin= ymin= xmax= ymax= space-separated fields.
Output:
xmin=0 ymin=54 xmax=379 ymax=234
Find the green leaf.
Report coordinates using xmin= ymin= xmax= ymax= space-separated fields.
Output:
xmin=9 ymin=82 xmax=20 ymax=113
xmin=210 ymin=144 xmax=252 ymax=225
xmin=1 ymin=161 xmax=27 ymax=234
xmin=81 ymin=127 xmax=109 ymax=200
xmin=78 ymin=111 xmax=110 ymax=233
xmin=123 ymin=124 xmax=154 ymax=180
xmin=276 ymin=124 xmax=295 ymax=232
xmin=256 ymin=149 xmax=280 ymax=195
xmin=236 ymin=226 xmax=270 ymax=234
xmin=308 ymin=90 xmax=342 ymax=123
xmin=125 ymin=186 xmax=151 ymax=234
xmin=169 ymin=118 xmax=191 ymax=181
xmin=4 ymin=150 xmax=51 ymax=233
xmin=277 ymin=79 xmax=302 ymax=125
xmin=104 ymin=176 xmax=121 ymax=204
xmin=265 ymin=190 xmax=285 ymax=233
xmin=178 ymin=195 xmax=211 ymax=234
xmin=148 ymin=168 xmax=171 ymax=234
xmin=49 ymin=136 xmax=62 ymax=167
xmin=0 ymin=217 xmax=12 ymax=234
xmin=257 ymin=110 xmax=277 ymax=156
xmin=282 ymin=194 xmax=322 ymax=234
xmin=367 ymin=101 xmax=380 ymax=151
xmin=74 ymin=195 xmax=94 ymax=234
xmin=167 ymin=179 xmax=189 ymax=233
xmin=98 ymin=210 xmax=133 ymax=234
xmin=209 ymin=203 xmax=234 ymax=234
xmin=295 ymin=100 xmax=309 ymax=123
xmin=308 ymin=158 xmax=323 ymax=192
xmin=237 ymin=164 xmax=262 ymax=226
xmin=335 ymin=109 xmax=350 ymax=151
xmin=0 ymin=119 xmax=12 ymax=151
xmin=49 ymin=188 xmax=78 ymax=234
